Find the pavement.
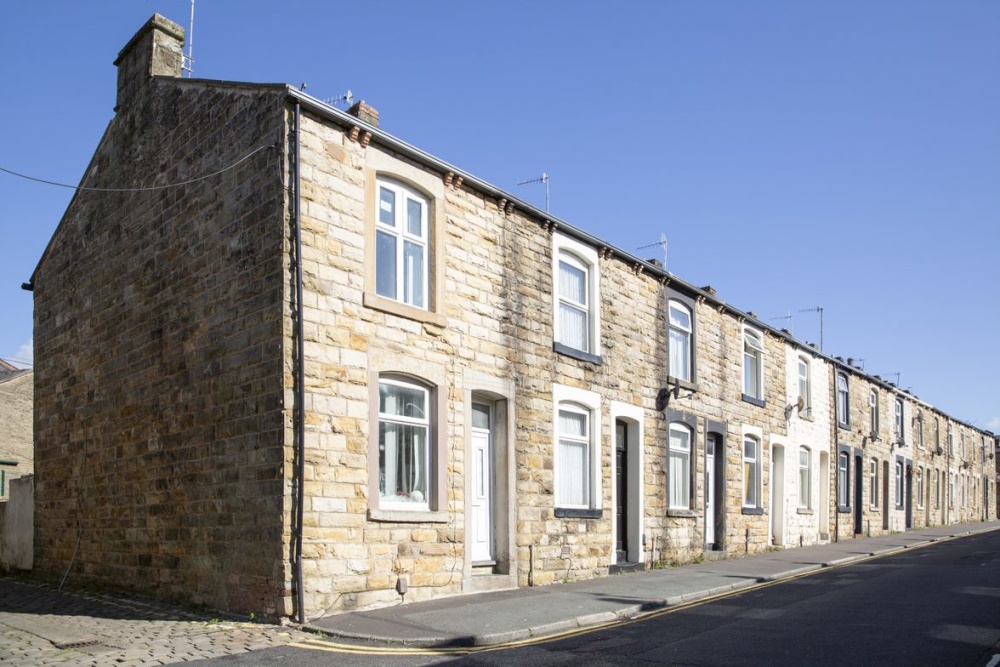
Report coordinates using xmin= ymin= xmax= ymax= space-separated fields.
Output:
xmin=306 ymin=520 xmax=1000 ymax=647
xmin=2 ymin=520 xmax=998 ymax=665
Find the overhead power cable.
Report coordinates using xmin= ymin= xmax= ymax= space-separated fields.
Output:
xmin=0 ymin=143 xmax=277 ymax=193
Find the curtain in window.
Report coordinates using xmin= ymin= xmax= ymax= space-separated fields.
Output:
xmin=557 ymin=409 xmax=589 ymax=506
xmin=743 ymin=439 xmax=757 ymax=506
xmin=668 ymin=303 xmax=691 ymax=381
xmin=838 ymin=453 xmax=849 ymax=506
xmin=379 ymin=382 xmax=428 ymax=504
xmin=668 ymin=427 xmax=690 ymax=509
xmin=558 ymin=259 xmax=589 ymax=351
xmin=798 ymin=448 xmax=810 ymax=508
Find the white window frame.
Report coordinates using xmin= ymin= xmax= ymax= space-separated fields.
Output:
xmin=870 ymin=458 xmax=879 ymax=509
xmin=894 ymin=460 xmax=904 ymax=508
xmin=552 ymin=234 xmax=601 ymax=358
xmin=837 ymin=451 xmax=850 ymax=508
xmin=916 ymin=467 xmax=924 ymax=508
xmin=797 ymin=356 xmax=811 ymax=413
xmin=375 ymin=178 xmax=429 ymax=309
xmin=668 ymin=300 xmax=693 ymax=382
xmin=668 ymin=423 xmax=692 ymax=510
xmin=798 ymin=446 xmax=811 ymax=509
xmin=869 ymin=390 xmax=879 ymax=434
xmin=894 ymin=398 xmax=904 ymax=443
xmin=742 ymin=434 xmax=762 ymax=508
xmin=378 ymin=378 xmax=431 ymax=510
xmin=743 ymin=327 xmax=764 ymax=401
xmin=552 ymin=384 xmax=602 ymax=510
xmin=917 ymin=413 xmax=924 ymax=449
xmin=836 ymin=374 xmax=850 ymax=427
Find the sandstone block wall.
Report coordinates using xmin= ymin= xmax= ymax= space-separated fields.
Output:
xmin=32 ymin=33 xmax=291 ymax=614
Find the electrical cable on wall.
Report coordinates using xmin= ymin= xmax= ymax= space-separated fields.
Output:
xmin=0 ymin=143 xmax=278 ymax=193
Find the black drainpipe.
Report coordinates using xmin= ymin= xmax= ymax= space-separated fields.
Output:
xmin=833 ymin=368 xmax=839 ymax=543
xmin=292 ymin=101 xmax=306 ymax=625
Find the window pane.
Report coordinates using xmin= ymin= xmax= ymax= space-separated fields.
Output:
xmin=557 ymin=439 xmax=588 ymax=506
xmin=669 ymin=328 xmax=690 ymax=380
xmin=472 ymin=404 xmax=490 ymax=430
xmin=379 ymin=421 xmax=427 ymax=504
xmin=669 ymin=449 xmax=690 ymax=508
xmin=379 ymin=187 xmax=396 ymax=226
xmin=558 ymin=260 xmax=587 ymax=305
xmin=559 ymin=410 xmax=587 ymax=437
xmin=744 ymin=460 xmax=757 ymax=506
xmin=406 ymin=198 xmax=423 ymax=237
xmin=559 ymin=302 xmax=589 ymax=351
xmin=669 ymin=303 xmax=690 ymax=330
xmin=380 ymin=382 xmax=427 ymax=418
xmin=376 ymin=230 xmax=397 ymax=299
xmin=403 ymin=240 xmax=425 ymax=308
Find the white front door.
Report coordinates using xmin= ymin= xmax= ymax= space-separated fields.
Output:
xmin=705 ymin=435 xmax=716 ymax=546
xmin=471 ymin=403 xmax=493 ymax=563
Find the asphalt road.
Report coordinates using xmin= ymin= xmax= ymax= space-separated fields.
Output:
xmin=188 ymin=530 xmax=1000 ymax=667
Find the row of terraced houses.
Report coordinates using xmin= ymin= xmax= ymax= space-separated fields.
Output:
xmin=26 ymin=15 xmax=997 ymax=622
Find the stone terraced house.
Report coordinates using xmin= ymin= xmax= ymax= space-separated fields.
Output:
xmin=26 ymin=15 xmax=997 ymax=621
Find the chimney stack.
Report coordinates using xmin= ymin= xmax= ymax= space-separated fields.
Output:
xmin=114 ymin=14 xmax=185 ymax=111
xmin=347 ymin=100 xmax=380 ymax=127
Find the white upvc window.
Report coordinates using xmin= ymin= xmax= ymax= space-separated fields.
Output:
xmin=668 ymin=301 xmax=693 ymax=382
xmin=743 ymin=436 xmax=761 ymax=507
xmin=797 ymin=356 xmax=811 ymax=413
xmin=668 ymin=423 xmax=692 ymax=509
xmin=869 ymin=390 xmax=880 ymax=434
xmin=917 ymin=413 xmax=924 ymax=449
xmin=948 ymin=424 xmax=954 ymax=456
xmin=949 ymin=472 xmax=955 ymax=509
xmin=836 ymin=374 xmax=850 ymax=427
xmin=798 ymin=447 xmax=811 ymax=509
xmin=553 ymin=384 xmax=601 ymax=510
xmin=894 ymin=460 xmax=904 ymax=508
xmin=894 ymin=398 xmax=904 ymax=443
xmin=837 ymin=451 xmax=850 ymax=508
xmin=870 ymin=458 xmax=879 ymax=509
xmin=743 ymin=328 xmax=764 ymax=401
xmin=916 ymin=467 xmax=924 ymax=508
xmin=552 ymin=234 xmax=601 ymax=358
xmin=375 ymin=179 xmax=429 ymax=309
xmin=378 ymin=378 xmax=430 ymax=509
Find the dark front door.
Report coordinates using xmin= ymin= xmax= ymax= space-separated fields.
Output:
xmin=905 ymin=465 xmax=913 ymax=529
xmin=854 ymin=455 xmax=864 ymax=535
xmin=615 ymin=420 xmax=628 ymax=563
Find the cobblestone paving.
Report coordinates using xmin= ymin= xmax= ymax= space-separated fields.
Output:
xmin=0 ymin=577 xmax=313 ymax=666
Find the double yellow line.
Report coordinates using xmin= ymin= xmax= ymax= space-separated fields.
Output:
xmin=290 ymin=537 xmax=947 ymax=657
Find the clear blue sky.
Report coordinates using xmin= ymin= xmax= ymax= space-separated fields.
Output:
xmin=1 ymin=1 xmax=997 ymax=431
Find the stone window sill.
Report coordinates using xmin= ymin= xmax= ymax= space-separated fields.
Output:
xmin=666 ymin=509 xmax=697 ymax=518
xmin=741 ymin=507 xmax=764 ymax=516
xmin=796 ymin=508 xmax=813 ymax=515
xmin=554 ymin=507 xmax=603 ymax=519
xmin=667 ymin=377 xmax=699 ymax=394
xmin=742 ymin=394 xmax=766 ymax=408
xmin=363 ymin=291 xmax=447 ymax=328
xmin=368 ymin=508 xmax=449 ymax=523
xmin=553 ymin=343 xmax=603 ymax=366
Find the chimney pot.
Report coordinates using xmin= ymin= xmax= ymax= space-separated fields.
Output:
xmin=347 ymin=100 xmax=380 ymax=127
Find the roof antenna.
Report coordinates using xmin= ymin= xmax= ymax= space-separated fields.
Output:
xmin=182 ymin=0 xmax=196 ymax=77
xmin=799 ymin=306 xmax=824 ymax=351
xmin=323 ymin=90 xmax=355 ymax=108
xmin=518 ymin=173 xmax=549 ymax=212
xmin=770 ymin=311 xmax=793 ymax=333
xmin=637 ymin=234 xmax=668 ymax=269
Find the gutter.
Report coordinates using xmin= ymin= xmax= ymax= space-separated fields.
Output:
xmin=291 ymin=101 xmax=307 ymax=624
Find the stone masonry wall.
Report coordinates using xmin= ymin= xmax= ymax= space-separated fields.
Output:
xmin=32 ymin=43 xmax=291 ymax=615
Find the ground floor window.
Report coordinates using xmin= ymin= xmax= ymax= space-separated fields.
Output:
xmin=378 ymin=378 xmax=430 ymax=508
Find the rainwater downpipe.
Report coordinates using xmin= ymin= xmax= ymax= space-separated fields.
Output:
xmin=833 ymin=370 xmax=839 ymax=543
xmin=292 ymin=101 xmax=306 ymax=625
